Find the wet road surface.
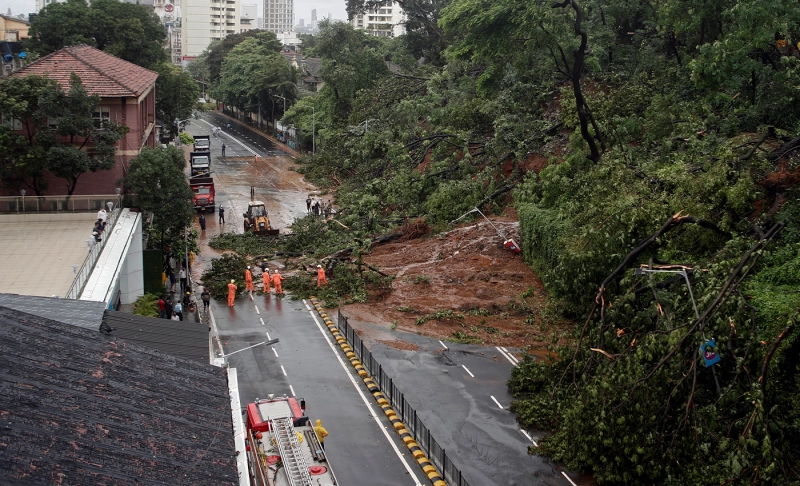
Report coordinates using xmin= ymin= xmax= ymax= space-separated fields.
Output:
xmin=208 ymin=294 xmax=428 ymax=486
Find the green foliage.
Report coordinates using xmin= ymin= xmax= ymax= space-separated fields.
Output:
xmin=283 ymin=263 xmax=392 ymax=307
xmin=448 ymin=331 xmax=483 ymax=344
xmin=0 ymin=73 xmax=126 ymax=196
xmin=209 ymin=232 xmax=280 ymax=256
xmin=126 ymin=146 xmax=194 ymax=251
xmin=179 ymin=132 xmax=195 ymax=145
xmin=415 ymin=309 xmax=463 ymax=325
xmin=132 ymin=293 xmax=160 ymax=317
xmin=26 ymin=0 xmax=167 ymax=69
xmin=200 ymin=254 xmax=248 ymax=300
xmin=155 ymin=63 xmax=201 ymax=136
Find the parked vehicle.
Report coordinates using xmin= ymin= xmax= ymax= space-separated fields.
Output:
xmin=190 ymin=151 xmax=211 ymax=177
xmin=193 ymin=134 xmax=210 ymax=152
xmin=189 ymin=176 xmax=215 ymax=211
xmin=245 ymin=395 xmax=337 ymax=486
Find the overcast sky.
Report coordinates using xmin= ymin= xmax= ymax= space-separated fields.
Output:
xmin=2 ymin=0 xmax=348 ymax=26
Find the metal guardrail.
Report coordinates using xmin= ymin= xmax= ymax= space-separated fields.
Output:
xmin=0 ymin=194 xmax=120 ymax=213
xmin=64 ymin=207 xmax=122 ymax=300
xmin=338 ymin=311 xmax=472 ymax=486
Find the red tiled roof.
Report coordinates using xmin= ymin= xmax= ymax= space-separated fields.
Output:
xmin=14 ymin=45 xmax=158 ymax=98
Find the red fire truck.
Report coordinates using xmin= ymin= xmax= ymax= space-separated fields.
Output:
xmin=245 ymin=396 xmax=338 ymax=486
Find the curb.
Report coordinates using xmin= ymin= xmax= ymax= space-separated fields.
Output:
xmin=215 ymin=110 xmax=301 ymax=158
xmin=309 ymin=297 xmax=447 ymax=486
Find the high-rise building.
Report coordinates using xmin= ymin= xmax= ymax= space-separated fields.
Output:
xmin=240 ymin=4 xmax=257 ymax=31
xmin=350 ymin=1 xmax=405 ymax=37
xmin=152 ymin=0 xmax=183 ymax=64
xmin=263 ymin=0 xmax=293 ymax=33
xmin=183 ymin=0 xmax=240 ymax=58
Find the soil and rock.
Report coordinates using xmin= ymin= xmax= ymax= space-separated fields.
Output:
xmin=341 ymin=214 xmax=569 ymax=353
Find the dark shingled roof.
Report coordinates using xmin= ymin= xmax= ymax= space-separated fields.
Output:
xmin=0 ymin=293 xmax=106 ymax=331
xmin=0 ymin=307 xmax=238 ymax=485
xmin=102 ymin=310 xmax=210 ymax=362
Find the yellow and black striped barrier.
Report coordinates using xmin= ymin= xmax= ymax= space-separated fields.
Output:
xmin=309 ymin=297 xmax=447 ymax=486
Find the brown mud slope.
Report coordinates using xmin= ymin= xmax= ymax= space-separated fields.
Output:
xmin=342 ymin=216 xmax=570 ymax=351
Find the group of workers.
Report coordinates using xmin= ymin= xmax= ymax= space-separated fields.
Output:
xmin=227 ymin=262 xmax=284 ymax=306
xmin=305 ymin=197 xmax=333 ymax=219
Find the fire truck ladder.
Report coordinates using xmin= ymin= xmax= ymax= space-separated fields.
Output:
xmin=269 ymin=415 xmax=313 ymax=486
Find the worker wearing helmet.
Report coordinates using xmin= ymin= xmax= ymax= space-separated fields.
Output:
xmin=245 ymin=266 xmax=255 ymax=293
xmin=314 ymin=419 xmax=328 ymax=449
xmin=272 ymin=269 xmax=283 ymax=295
xmin=316 ymin=264 xmax=328 ymax=287
xmin=227 ymin=279 xmax=237 ymax=306
xmin=262 ymin=267 xmax=271 ymax=294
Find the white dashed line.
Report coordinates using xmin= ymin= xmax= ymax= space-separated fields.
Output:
xmin=490 ymin=396 xmax=504 ymax=409
xmin=281 ymin=365 xmax=287 ymax=376
xmin=254 ymin=306 xmax=260 ymax=314
xmin=266 ymin=332 xmax=271 ymax=339
xmin=272 ymin=347 xmax=278 ymax=357
xmin=259 ymin=318 xmax=265 ymax=326
xmin=461 ymin=365 xmax=474 ymax=378
xmin=521 ymin=429 xmax=538 ymax=447
xmin=561 ymin=471 xmax=578 ymax=486
xmin=500 ymin=347 xmax=520 ymax=364
xmin=289 ymin=385 xmax=296 ymax=396
xmin=438 ymin=340 xmax=449 ymax=350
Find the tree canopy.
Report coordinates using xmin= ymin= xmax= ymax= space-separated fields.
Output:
xmin=0 ymin=74 xmax=127 ymax=196
xmin=26 ymin=0 xmax=167 ymax=69
xmin=275 ymin=0 xmax=800 ymax=482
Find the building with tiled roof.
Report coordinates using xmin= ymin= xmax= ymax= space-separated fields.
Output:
xmin=0 ymin=306 xmax=238 ymax=485
xmin=2 ymin=45 xmax=159 ymax=196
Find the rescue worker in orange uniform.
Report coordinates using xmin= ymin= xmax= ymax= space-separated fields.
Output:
xmin=262 ymin=268 xmax=271 ymax=294
xmin=227 ymin=279 xmax=237 ymax=306
xmin=316 ymin=264 xmax=328 ymax=286
xmin=272 ymin=269 xmax=283 ymax=295
xmin=245 ymin=266 xmax=255 ymax=293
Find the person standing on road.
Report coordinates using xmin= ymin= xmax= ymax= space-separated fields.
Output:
xmin=306 ymin=196 xmax=312 ymax=214
xmin=272 ymin=269 xmax=283 ymax=295
xmin=221 ymin=143 xmax=226 ymax=156
xmin=227 ymin=123 xmax=231 ymax=132
xmin=245 ymin=266 xmax=255 ymax=295
xmin=158 ymin=296 xmax=166 ymax=318
xmin=227 ymin=279 xmax=237 ymax=306
xmin=168 ymin=267 xmax=176 ymax=293
xmin=316 ymin=265 xmax=328 ymax=287
xmin=199 ymin=213 xmax=206 ymax=232
xmin=262 ymin=268 xmax=271 ymax=294
xmin=174 ymin=301 xmax=183 ymax=321
xmin=201 ymin=288 xmax=211 ymax=312
xmin=164 ymin=296 xmax=173 ymax=319
xmin=313 ymin=200 xmax=321 ymax=217
xmin=219 ymin=205 xmax=225 ymax=224
xmin=314 ymin=420 xmax=328 ymax=449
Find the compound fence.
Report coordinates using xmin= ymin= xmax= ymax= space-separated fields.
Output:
xmin=0 ymin=194 xmax=120 ymax=213
xmin=338 ymin=310 xmax=471 ymax=486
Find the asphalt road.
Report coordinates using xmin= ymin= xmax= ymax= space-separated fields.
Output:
xmin=209 ymin=294 xmax=428 ymax=486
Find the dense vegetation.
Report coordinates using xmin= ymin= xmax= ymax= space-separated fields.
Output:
xmin=243 ymin=3 xmax=799 ymax=483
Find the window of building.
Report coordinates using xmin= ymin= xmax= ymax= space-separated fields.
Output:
xmin=1 ymin=115 xmax=23 ymax=130
xmin=92 ymin=107 xmax=111 ymax=128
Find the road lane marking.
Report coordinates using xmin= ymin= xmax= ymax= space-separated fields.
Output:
xmin=302 ymin=300 xmax=423 ymax=484
xmin=281 ymin=365 xmax=287 ymax=376
xmin=289 ymin=385 xmax=296 ymax=396
xmin=496 ymin=346 xmax=518 ymax=365
xmin=561 ymin=471 xmax=578 ymax=486
xmin=259 ymin=317 xmax=265 ymax=326
xmin=266 ymin=332 xmax=271 ymax=339
xmin=521 ymin=429 xmax=538 ymax=447
xmin=208 ymin=307 xmax=225 ymax=358
xmin=462 ymin=365 xmax=474 ymax=377
xmin=254 ymin=305 xmax=260 ymax=314
xmin=491 ymin=396 xmax=504 ymax=409
xmin=438 ymin=340 xmax=448 ymax=350
xmin=500 ymin=346 xmax=520 ymax=364
xmin=272 ymin=347 xmax=279 ymax=357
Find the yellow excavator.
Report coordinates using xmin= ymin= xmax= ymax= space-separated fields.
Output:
xmin=243 ymin=200 xmax=279 ymax=235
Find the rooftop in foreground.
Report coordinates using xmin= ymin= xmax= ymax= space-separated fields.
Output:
xmin=0 ymin=306 xmax=237 ymax=485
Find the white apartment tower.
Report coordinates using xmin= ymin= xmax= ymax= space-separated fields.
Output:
xmin=263 ymin=0 xmax=294 ymax=33
xmin=183 ymin=0 xmax=240 ymax=57
xmin=350 ymin=1 xmax=405 ymax=37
